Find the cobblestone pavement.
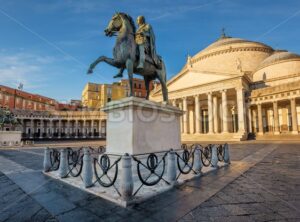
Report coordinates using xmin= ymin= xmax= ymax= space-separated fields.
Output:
xmin=0 ymin=172 xmax=56 ymax=222
xmin=180 ymin=144 xmax=300 ymax=222
xmin=0 ymin=143 xmax=299 ymax=222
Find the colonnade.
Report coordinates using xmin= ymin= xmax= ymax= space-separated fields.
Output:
xmin=249 ymin=97 xmax=299 ymax=135
xmin=171 ymin=88 xmax=246 ymax=136
xmin=19 ymin=118 xmax=106 ymax=139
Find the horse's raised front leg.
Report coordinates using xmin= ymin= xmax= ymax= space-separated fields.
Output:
xmin=126 ymin=59 xmax=134 ymax=97
xmin=113 ymin=67 xmax=125 ymax=78
xmin=87 ymin=56 xmax=121 ymax=74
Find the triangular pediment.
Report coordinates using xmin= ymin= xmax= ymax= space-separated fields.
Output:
xmin=167 ymin=68 xmax=238 ymax=92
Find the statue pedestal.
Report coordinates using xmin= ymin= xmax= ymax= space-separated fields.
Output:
xmin=102 ymin=97 xmax=183 ymax=155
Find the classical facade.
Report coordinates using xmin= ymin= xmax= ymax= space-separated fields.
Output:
xmin=14 ymin=110 xmax=107 ymax=140
xmin=150 ymin=34 xmax=300 ymax=141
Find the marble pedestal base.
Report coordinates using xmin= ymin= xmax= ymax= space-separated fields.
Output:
xmin=102 ymin=97 xmax=183 ymax=155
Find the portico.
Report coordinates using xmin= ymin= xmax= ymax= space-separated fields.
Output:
xmin=150 ymin=34 xmax=300 ymax=141
xmin=167 ymin=78 xmax=248 ymax=141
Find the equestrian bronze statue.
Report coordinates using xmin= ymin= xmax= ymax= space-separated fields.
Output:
xmin=87 ymin=13 xmax=168 ymax=102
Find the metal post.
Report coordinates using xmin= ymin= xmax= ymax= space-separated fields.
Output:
xmin=82 ymin=148 xmax=93 ymax=188
xmin=167 ymin=149 xmax=177 ymax=185
xmin=43 ymin=147 xmax=51 ymax=172
xmin=193 ymin=147 xmax=202 ymax=174
xmin=120 ymin=153 xmax=133 ymax=200
xmin=224 ymin=143 xmax=231 ymax=164
xmin=211 ymin=145 xmax=218 ymax=168
xmin=59 ymin=149 xmax=68 ymax=178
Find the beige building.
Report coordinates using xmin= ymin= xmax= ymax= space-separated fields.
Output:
xmin=82 ymin=82 xmax=127 ymax=109
xmin=150 ymin=34 xmax=300 ymax=141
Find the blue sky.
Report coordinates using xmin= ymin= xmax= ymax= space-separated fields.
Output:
xmin=0 ymin=0 xmax=300 ymax=102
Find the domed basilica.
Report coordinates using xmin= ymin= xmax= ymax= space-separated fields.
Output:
xmin=151 ymin=33 xmax=300 ymax=141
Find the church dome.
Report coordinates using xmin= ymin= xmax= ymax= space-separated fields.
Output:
xmin=189 ymin=35 xmax=274 ymax=75
xmin=203 ymin=36 xmax=272 ymax=52
xmin=256 ymin=50 xmax=300 ymax=70
xmin=253 ymin=50 xmax=300 ymax=84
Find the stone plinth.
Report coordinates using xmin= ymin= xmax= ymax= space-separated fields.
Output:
xmin=0 ymin=131 xmax=22 ymax=147
xmin=101 ymin=97 xmax=183 ymax=155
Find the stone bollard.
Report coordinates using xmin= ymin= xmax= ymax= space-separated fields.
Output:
xmin=121 ymin=153 xmax=133 ymax=201
xmin=211 ymin=145 xmax=219 ymax=168
xmin=224 ymin=143 xmax=231 ymax=164
xmin=59 ymin=149 xmax=68 ymax=178
xmin=82 ymin=148 xmax=93 ymax=188
xmin=193 ymin=147 xmax=203 ymax=174
xmin=167 ymin=149 xmax=177 ymax=185
xmin=43 ymin=147 xmax=51 ymax=172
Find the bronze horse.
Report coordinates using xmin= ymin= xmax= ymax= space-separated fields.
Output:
xmin=87 ymin=13 xmax=168 ymax=102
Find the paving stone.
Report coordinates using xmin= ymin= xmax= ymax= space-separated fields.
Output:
xmin=1 ymin=144 xmax=300 ymax=221
xmin=180 ymin=144 xmax=300 ymax=221
xmin=0 ymin=172 xmax=55 ymax=222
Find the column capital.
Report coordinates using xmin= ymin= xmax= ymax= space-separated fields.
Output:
xmin=220 ymin=89 xmax=227 ymax=93
xmin=193 ymin=94 xmax=200 ymax=99
xmin=206 ymin=92 xmax=213 ymax=96
xmin=235 ymin=86 xmax=245 ymax=91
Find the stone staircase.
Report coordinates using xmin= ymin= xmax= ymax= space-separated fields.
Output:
xmin=181 ymin=131 xmax=248 ymax=142
xmin=256 ymin=133 xmax=300 ymax=141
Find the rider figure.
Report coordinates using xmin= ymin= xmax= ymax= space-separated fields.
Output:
xmin=136 ymin=15 xmax=160 ymax=70
xmin=113 ymin=15 xmax=160 ymax=78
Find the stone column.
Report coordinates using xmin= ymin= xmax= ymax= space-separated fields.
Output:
xmin=207 ymin=92 xmax=214 ymax=134
xmin=66 ymin=120 xmax=70 ymax=138
xmin=179 ymin=102 xmax=183 ymax=133
xmin=20 ymin=119 xmax=25 ymax=134
xmin=221 ymin=90 xmax=228 ymax=133
xmin=213 ymin=96 xmax=218 ymax=133
xmin=236 ymin=88 xmax=246 ymax=133
xmin=252 ymin=109 xmax=257 ymax=133
xmin=39 ymin=119 xmax=44 ymax=139
xmin=98 ymin=120 xmax=102 ymax=138
xmin=58 ymin=119 xmax=62 ymax=138
xmin=75 ymin=119 xmax=79 ymax=138
xmin=194 ymin=95 xmax=201 ymax=134
xmin=273 ymin=101 xmax=280 ymax=135
xmin=83 ymin=119 xmax=86 ymax=138
xmin=172 ymin=99 xmax=176 ymax=107
xmin=182 ymin=97 xmax=189 ymax=134
xmin=257 ymin=104 xmax=264 ymax=135
xmin=48 ymin=119 xmax=53 ymax=138
xmin=248 ymin=106 xmax=252 ymax=133
xmin=231 ymin=106 xmax=237 ymax=133
xmin=290 ymin=98 xmax=299 ymax=134
xmin=91 ymin=120 xmax=95 ymax=138
xmin=30 ymin=119 xmax=34 ymax=139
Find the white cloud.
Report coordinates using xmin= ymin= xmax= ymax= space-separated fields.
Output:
xmin=0 ymin=52 xmax=55 ymax=90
